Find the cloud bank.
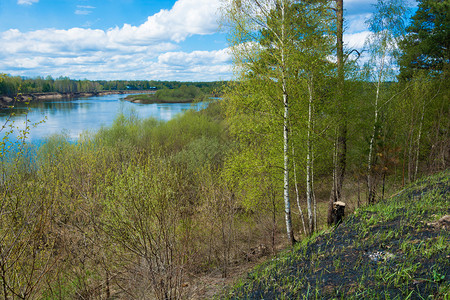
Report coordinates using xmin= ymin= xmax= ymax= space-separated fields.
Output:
xmin=3 ymin=0 xmax=385 ymax=81
xmin=2 ymin=0 xmax=231 ymax=81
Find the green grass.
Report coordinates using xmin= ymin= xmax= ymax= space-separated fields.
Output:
xmin=124 ymin=93 xmax=194 ymax=103
xmin=221 ymin=170 xmax=450 ymax=299
xmin=125 ymin=85 xmax=209 ymax=103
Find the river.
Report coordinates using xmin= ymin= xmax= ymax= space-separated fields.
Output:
xmin=0 ymin=93 xmax=207 ymax=146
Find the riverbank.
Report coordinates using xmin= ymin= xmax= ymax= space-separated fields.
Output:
xmin=0 ymin=93 xmax=205 ymax=145
xmin=0 ymin=90 xmax=155 ymax=108
xmin=124 ymin=85 xmax=210 ymax=104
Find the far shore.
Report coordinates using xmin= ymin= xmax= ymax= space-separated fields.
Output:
xmin=0 ymin=90 xmax=156 ymax=108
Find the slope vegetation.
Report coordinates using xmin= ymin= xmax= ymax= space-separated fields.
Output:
xmin=223 ymin=171 xmax=450 ymax=299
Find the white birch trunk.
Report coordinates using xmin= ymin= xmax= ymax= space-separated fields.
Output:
xmin=367 ymin=56 xmax=385 ymax=204
xmin=312 ymin=149 xmax=317 ymax=231
xmin=280 ymin=1 xmax=295 ymax=245
xmin=306 ymin=76 xmax=314 ymax=233
xmin=283 ymin=92 xmax=294 ymax=244
xmin=292 ymin=144 xmax=307 ymax=236
xmin=414 ymin=98 xmax=426 ymax=180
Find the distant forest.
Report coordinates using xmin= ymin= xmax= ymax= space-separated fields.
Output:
xmin=0 ymin=75 xmax=226 ymax=97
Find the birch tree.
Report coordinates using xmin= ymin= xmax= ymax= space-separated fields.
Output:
xmin=223 ymin=0 xmax=333 ymax=242
xmin=364 ymin=0 xmax=407 ymax=203
xmin=223 ymin=0 xmax=298 ymax=245
xmin=289 ymin=0 xmax=333 ymax=233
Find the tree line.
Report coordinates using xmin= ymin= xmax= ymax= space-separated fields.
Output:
xmin=0 ymin=75 xmax=225 ymax=97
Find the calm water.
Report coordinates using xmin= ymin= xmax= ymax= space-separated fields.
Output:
xmin=0 ymin=94 xmax=207 ymax=145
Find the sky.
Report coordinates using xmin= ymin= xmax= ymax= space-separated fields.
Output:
xmin=0 ymin=0 xmax=415 ymax=82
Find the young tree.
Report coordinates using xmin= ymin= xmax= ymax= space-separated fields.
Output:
xmin=364 ymin=0 xmax=407 ymax=203
xmin=223 ymin=0 xmax=299 ymax=245
xmin=397 ymin=0 xmax=449 ymax=178
xmin=100 ymin=158 xmax=186 ymax=299
xmin=0 ymin=100 xmax=59 ymax=299
xmin=289 ymin=0 xmax=333 ymax=233
xmin=223 ymin=0 xmax=333 ymax=241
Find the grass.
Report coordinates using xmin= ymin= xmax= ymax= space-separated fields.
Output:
xmin=221 ymin=170 xmax=450 ymax=299
xmin=124 ymin=93 xmax=194 ymax=103
xmin=124 ymin=85 xmax=209 ymax=103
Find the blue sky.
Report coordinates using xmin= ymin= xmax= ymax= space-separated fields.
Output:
xmin=0 ymin=0 xmax=415 ymax=81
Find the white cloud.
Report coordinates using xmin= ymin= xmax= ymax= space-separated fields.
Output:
xmin=3 ymin=0 xmax=222 ymax=51
xmin=75 ymin=10 xmax=92 ymax=15
xmin=1 ymin=0 xmax=229 ymax=81
xmin=158 ymin=49 xmax=231 ymax=67
xmin=154 ymin=49 xmax=232 ymax=80
xmin=75 ymin=5 xmax=95 ymax=15
xmin=344 ymin=0 xmax=376 ymax=3
xmin=344 ymin=31 xmax=370 ymax=50
xmin=0 ymin=48 xmax=232 ymax=81
xmin=17 ymin=0 xmax=38 ymax=5
xmin=106 ymin=0 xmax=221 ymax=44
xmin=346 ymin=13 xmax=371 ymax=34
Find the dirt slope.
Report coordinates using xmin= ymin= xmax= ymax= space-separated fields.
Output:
xmin=222 ymin=171 xmax=450 ymax=299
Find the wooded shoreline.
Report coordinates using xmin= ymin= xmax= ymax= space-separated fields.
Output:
xmin=0 ymin=90 xmax=155 ymax=108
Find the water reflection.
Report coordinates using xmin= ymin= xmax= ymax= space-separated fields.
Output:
xmin=0 ymin=94 xmax=206 ymax=144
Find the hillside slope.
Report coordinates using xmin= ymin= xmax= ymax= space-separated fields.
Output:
xmin=222 ymin=171 xmax=450 ymax=299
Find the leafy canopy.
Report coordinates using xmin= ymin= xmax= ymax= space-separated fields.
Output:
xmin=399 ymin=0 xmax=450 ymax=79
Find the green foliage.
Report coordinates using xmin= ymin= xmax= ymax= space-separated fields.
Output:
xmin=0 ymin=101 xmax=238 ymax=298
xmin=0 ymin=104 xmax=58 ymax=299
xmin=399 ymin=0 xmax=450 ymax=79
xmin=364 ymin=0 xmax=407 ymax=81
xmin=94 ymin=103 xmax=225 ymax=158
xmin=99 ymin=157 xmax=187 ymax=299
xmin=0 ymin=74 xmax=226 ymax=97
xmin=223 ymin=0 xmax=334 ymax=203
xmin=173 ymin=136 xmax=225 ymax=173
xmin=125 ymin=85 xmax=213 ymax=103
xmin=154 ymin=85 xmax=206 ymax=102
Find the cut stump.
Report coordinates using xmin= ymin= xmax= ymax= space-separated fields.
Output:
xmin=331 ymin=201 xmax=346 ymax=225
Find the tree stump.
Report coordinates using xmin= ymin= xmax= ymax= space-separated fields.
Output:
xmin=331 ymin=201 xmax=346 ymax=225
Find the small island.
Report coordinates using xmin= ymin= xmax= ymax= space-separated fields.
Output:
xmin=124 ymin=85 xmax=208 ymax=104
